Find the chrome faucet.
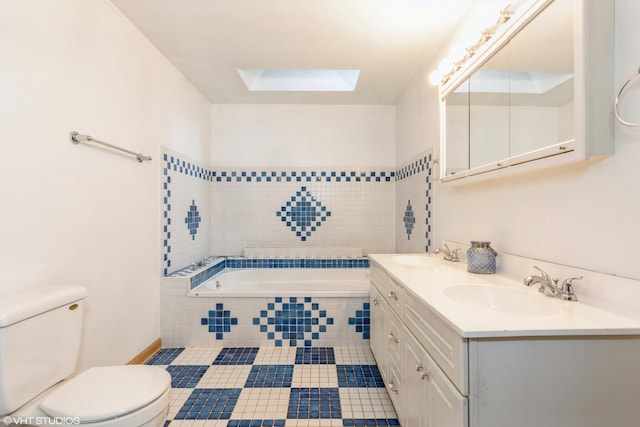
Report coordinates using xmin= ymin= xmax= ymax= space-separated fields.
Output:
xmin=191 ymin=257 xmax=209 ymax=270
xmin=434 ymin=244 xmax=460 ymax=262
xmin=523 ymin=266 xmax=581 ymax=301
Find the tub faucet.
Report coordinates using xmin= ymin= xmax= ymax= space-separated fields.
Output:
xmin=434 ymin=244 xmax=460 ymax=262
xmin=191 ymin=257 xmax=208 ymax=269
xmin=523 ymin=266 xmax=581 ymax=301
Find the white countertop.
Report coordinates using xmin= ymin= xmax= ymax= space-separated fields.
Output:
xmin=369 ymin=253 xmax=640 ymax=338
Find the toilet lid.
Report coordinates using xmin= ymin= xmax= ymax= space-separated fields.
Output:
xmin=41 ymin=365 xmax=171 ymax=423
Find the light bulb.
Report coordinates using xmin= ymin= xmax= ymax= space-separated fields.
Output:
xmin=438 ymin=58 xmax=454 ymax=75
xmin=428 ymin=70 xmax=441 ymax=86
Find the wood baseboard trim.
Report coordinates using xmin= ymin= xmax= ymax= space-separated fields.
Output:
xmin=127 ymin=338 xmax=162 ymax=365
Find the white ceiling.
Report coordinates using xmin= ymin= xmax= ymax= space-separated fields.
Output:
xmin=111 ymin=0 xmax=474 ymax=104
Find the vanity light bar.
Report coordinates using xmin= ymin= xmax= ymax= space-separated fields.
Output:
xmin=429 ymin=3 xmax=513 ymax=86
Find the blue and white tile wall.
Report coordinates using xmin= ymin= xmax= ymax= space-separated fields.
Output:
xmin=162 ymin=148 xmax=211 ymax=275
xmin=163 ymin=147 xmax=396 ymax=274
xmin=210 ymin=169 xmax=396 ymax=256
xmin=395 ymin=149 xmax=434 ymax=253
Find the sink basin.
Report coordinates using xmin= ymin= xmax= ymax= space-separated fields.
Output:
xmin=390 ymin=255 xmax=434 ymax=267
xmin=444 ymin=284 xmax=558 ymax=316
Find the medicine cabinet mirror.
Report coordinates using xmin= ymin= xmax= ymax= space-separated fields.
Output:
xmin=440 ymin=0 xmax=614 ymax=182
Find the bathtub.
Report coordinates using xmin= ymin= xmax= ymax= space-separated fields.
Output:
xmin=163 ymin=263 xmax=372 ymax=347
xmin=188 ymin=268 xmax=370 ymax=297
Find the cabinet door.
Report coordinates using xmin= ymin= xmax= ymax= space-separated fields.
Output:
xmin=369 ymin=286 xmax=387 ymax=379
xmin=387 ymin=310 xmax=405 ymax=414
xmin=405 ymin=332 xmax=429 ymax=427
xmin=424 ymin=352 xmax=468 ymax=427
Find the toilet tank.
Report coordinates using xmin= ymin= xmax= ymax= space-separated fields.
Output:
xmin=0 ymin=285 xmax=87 ymax=415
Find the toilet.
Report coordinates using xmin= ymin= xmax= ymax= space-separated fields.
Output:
xmin=0 ymin=285 xmax=171 ymax=426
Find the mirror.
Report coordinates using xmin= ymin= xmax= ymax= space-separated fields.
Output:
xmin=440 ymin=0 xmax=611 ymax=183
xmin=509 ymin=0 xmax=574 ymax=157
xmin=469 ymin=43 xmax=510 ymax=169
xmin=444 ymin=79 xmax=469 ymax=176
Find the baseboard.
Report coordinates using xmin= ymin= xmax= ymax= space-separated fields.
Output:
xmin=127 ymin=338 xmax=162 ymax=365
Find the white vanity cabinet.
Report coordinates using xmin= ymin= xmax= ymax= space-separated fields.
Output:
xmin=405 ymin=332 xmax=468 ymax=427
xmin=369 ymin=268 xmax=388 ymax=381
xmin=370 ymin=265 xmax=405 ymax=416
xmin=371 ymin=263 xmax=467 ymax=427
xmin=369 ymin=259 xmax=640 ymax=427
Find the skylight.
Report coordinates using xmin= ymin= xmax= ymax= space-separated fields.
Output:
xmin=237 ymin=69 xmax=360 ymax=92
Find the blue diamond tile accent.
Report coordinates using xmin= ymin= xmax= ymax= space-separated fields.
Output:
xmin=145 ymin=347 xmax=184 ymax=365
xmin=348 ymin=303 xmax=371 ymax=340
xmin=213 ymin=347 xmax=259 ymax=365
xmin=185 ymin=200 xmax=202 ymax=240
xmin=276 ymin=186 xmax=331 ymax=241
xmin=253 ymin=297 xmax=334 ymax=347
xmin=175 ymin=388 xmax=242 ymax=420
xmin=244 ymin=365 xmax=294 ymax=388
xmin=336 ymin=365 xmax=385 ymax=388
xmin=287 ymin=388 xmax=341 ymax=419
xmin=403 ymin=200 xmax=416 ymax=240
xmin=295 ymin=347 xmax=335 ymax=365
xmin=166 ymin=365 xmax=209 ymax=388
xmin=201 ymin=304 xmax=238 ymax=340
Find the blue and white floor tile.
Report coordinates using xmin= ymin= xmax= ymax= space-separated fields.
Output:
xmin=147 ymin=346 xmax=400 ymax=427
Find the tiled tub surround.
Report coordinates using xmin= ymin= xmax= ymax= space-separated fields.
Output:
xmin=163 ymin=148 xmax=212 ymax=276
xmin=147 ymin=346 xmax=399 ymax=426
xmin=162 ymin=147 xmax=396 ymax=276
xmin=395 ymin=150 xmax=434 ymax=254
xmin=162 ymin=258 xmax=371 ymax=348
xmin=210 ymin=171 xmax=395 ymax=258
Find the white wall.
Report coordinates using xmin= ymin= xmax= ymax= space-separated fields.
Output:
xmin=211 ymin=104 xmax=396 ymax=167
xmin=209 ymin=104 xmax=397 ymax=256
xmin=396 ymin=0 xmax=640 ymax=280
xmin=0 ymin=0 xmax=211 ymax=369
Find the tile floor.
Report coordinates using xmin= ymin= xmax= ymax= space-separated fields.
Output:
xmin=146 ymin=346 xmax=400 ymax=427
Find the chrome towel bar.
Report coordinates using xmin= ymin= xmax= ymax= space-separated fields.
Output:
xmin=70 ymin=131 xmax=152 ymax=162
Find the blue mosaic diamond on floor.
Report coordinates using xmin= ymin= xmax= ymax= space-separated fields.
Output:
xmin=295 ymin=347 xmax=335 ymax=365
xmin=276 ymin=186 xmax=331 ymax=241
xmin=244 ymin=365 xmax=294 ymax=388
xmin=336 ymin=365 xmax=385 ymax=388
xmin=287 ymin=387 xmax=341 ymax=419
xmin=403 ymin=199 xmax=415 ymax=240
xmin=213 ymin=347 xmax=260 ymax=365
xmin=166 ymin=365 xmax=209 ymax=388
xmin=349 ymin=303 xmax=370 ymax=340
xmin=201 ymin=303 xmax=238 ymax=339
xmin=175 ymin=388 xmax=242 ymax=420
xmin=253 ymin=297 xmax=334 ymax=347
xmin=145 ymin=347 xmax=184 ymax=365
xmin=185 ymin=200 xmax=202 ymax=240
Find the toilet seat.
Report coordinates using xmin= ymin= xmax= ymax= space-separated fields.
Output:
xmin=40 ymin=365 xmax=171 ymax=424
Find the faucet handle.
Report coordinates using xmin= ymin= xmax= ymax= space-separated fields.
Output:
xmin=561 ymin=276 xmax=583 ymax=291
xmin=560 ymin=276 xmax=582 ymax=301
